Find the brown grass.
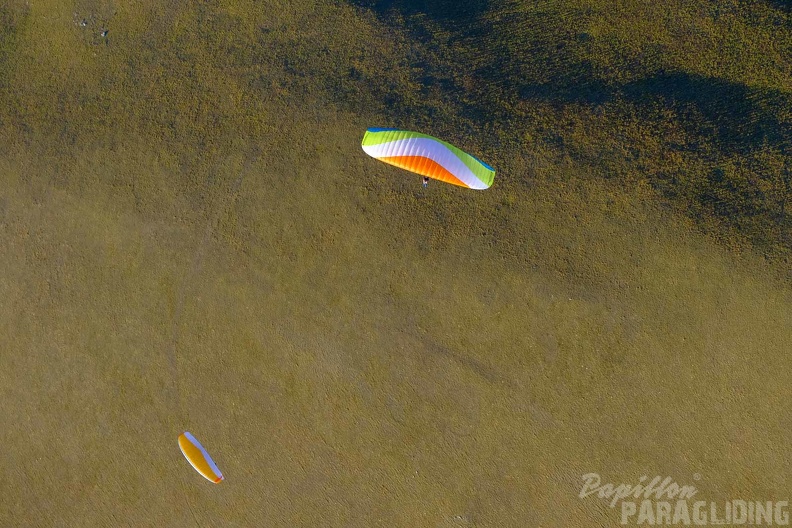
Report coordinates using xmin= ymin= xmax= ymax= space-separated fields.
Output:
xmin=1 ymin=0 xmax=790 ymax=526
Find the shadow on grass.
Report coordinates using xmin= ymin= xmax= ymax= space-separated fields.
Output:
xmin=764 ymin=0 xmax=791 ymax=13
xmin=0 ymin=3 xmax=29 ymax=81
xmin=350 ymin=0 xmax=491 ymax=25
xmin=506 ymin=70 xmax=791 ymax=249
xmin=349 ymin=1 xmax=790 ymax=156
xmin=525 ymin=69 xmax=791 ymax=156
xmin=347 ymin=0 xmax=791 ymax=257
xmin=621 ymin=72 xmax=791 ymax=155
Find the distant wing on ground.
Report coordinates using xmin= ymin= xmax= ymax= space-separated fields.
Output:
xmin=178 ymin=432 xmax=224 ymax=483
xmin=361 ymin=128 xmax=495 ymax=190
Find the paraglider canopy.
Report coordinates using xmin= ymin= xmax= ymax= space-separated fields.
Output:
xmin=178 ymin=432 xmax=224 ymax=483
xmin=361 ymin=128 xmax=495 ymax=190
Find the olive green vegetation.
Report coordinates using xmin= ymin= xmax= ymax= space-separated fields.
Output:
xmin=349 ymin=0 xmax=792 ymax=261
xmin=0 ymin=0 xmax=790 ymax=526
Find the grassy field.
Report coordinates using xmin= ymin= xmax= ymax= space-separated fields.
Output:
xmin=1 ymin=0 xmax=791 ymax=526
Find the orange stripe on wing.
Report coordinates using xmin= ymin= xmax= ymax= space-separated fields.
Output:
xmin=379 ymin=155 xmax=470 ymax=188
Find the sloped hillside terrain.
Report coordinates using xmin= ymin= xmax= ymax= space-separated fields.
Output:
xmin=1 ymin=1 xmax=790 ymax=526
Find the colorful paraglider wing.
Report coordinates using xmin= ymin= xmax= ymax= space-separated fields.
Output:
xmin=361 ymin=128 xmax=495 ymax=190
xmin=178 ymin=432 xmax=224 ymax=483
